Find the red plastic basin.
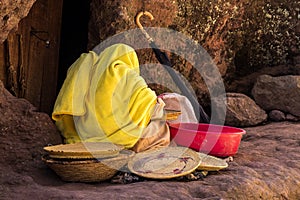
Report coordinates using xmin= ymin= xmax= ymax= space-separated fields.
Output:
xmin=168 ymin=123 xmax=246 ymax=157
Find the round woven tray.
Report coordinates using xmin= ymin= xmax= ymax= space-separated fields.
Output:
xmin=42 ymin=150 xmax=135 ymax=182
xmin=128 ymin=147 xmax=201 ymax=179
xmin=197 ymin=153 xmax=228 ymax=171
xmin=43 ymin=142 xmax=124 ymax=159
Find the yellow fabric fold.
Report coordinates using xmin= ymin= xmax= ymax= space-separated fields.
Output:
xmin=52 ymin=44 xmax=157 ymax=148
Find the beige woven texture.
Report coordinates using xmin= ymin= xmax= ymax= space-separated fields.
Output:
xmin=128 ymin=147 xmax=201 ymax=179
xmin=42 ymin=150 xmax=134 ymax=182
xmin=197 ymin=153 xmax=228 ymax=171
xmin=43 ymin=142 xmax=124 ymax=159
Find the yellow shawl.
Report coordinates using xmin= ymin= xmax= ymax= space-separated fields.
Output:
xmin=52 ymin=44 xmax=157 ymax=148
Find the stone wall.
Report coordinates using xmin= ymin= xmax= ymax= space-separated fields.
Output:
xmin=1 ymin=0 xmax=299 ymax=124
xmin=88 ymin=0 xmax=300 ymax=107
xmin=1 ymin=0 xmax=299 ymax=94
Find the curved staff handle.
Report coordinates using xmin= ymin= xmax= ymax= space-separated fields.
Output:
xmin=135 ymin=11 xmax=154 ymax=43
xmin=135 ymin=11 xmax=154 ymax=29
xmin=135 ymin=11 xmax=210 ymax=123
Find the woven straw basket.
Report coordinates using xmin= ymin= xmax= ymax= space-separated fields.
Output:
xmin=128 ymin=147 xmax=201 ymax=179
xmin=43 ymin=142 xmax=124 ymax=159
xmin=197 ymin=153 xmax=228 ymax=171
xmin=42 ymin=150 xmax=134 ymax=182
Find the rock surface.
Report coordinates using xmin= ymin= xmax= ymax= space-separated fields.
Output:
xmin=252 ymin=75 xmax=300 ymax=117
xmin=286 ymin=114 xmax=300 ymax=122
xmin=0 ymin=82 xmax=300 ymax=199
xmin=227 ymin=64 xmax=300 ymax=97
xmin=88 ymin=0 xmax=300 ymax=108
xmin=1 ymin=121 xmax=300 ymax=199
xmin=268 ymin=110 xmax=286 ymax=122
xmin=0 ymin=0 xmax=37 ymax=43
xmin=0 ymin=81 xmax=62 ymax=173
xmin=225 ymin=93 xmax=267 ymax=127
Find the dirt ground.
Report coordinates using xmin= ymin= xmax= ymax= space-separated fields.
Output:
xmin=0 ymin=82 xmax=300 ymax=200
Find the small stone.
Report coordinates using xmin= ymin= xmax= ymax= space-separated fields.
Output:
xmin=286 ymin=114 xmax=300 ymax=122
xmin=223 ymin=93 xmax=267 ymax=127
xmin=268 ymin=110 xmax=286 ymax=122
xmin=252 ymin=75 xmax=300 ymax=117
xmin=224 ymin=156 xmax=234 ymax=162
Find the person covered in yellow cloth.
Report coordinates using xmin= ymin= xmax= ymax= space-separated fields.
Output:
xmin=52 ymin=43 xmax=170 ymax=152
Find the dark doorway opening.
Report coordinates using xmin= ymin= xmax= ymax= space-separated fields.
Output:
xmin=57 ymin=0 xmax=91 ymax=93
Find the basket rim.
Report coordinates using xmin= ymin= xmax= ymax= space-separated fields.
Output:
xmin=43 ymin=142 xmax=124 ymax=159
xmin=42 ymin=149 xmax=135 ymax=165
